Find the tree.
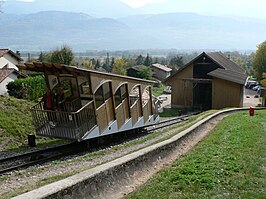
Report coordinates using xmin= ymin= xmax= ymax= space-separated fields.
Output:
xmin=112 ymin=58 xmax=127 ymax=76
xmin=261 ymin=73 xmax=266 ymax=87
xmin=110 ymin=57 xmax=115 ymax=68
xmin=139 ymin=66 xmax=152 ymax=80
xmin=50 ymin=45 xmax=74 ymax=65
xmin=253 ymin=41 xmax=266 ymax=80
xmin=95 ymin=59 xmax=101 ymax=69
xmin=135 ymin=54 xmax=144 ymax=65
xmin=144 ymin=53 xmax=152 ymax=66
xmin=38 ymin=51 xmax=52 ymax=62
xmin=169 ymin=55 xmax=183 ymax=72
xmin=103 ymin=53 xmax=112 ymax=72
xmin=81 ymin=59 xmax=94 ymax=70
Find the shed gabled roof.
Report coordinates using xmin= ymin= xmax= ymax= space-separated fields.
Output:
xmin=152 ymin=63 xmax=172 ymax=72
xmin=207 ymin=68 xmax=247 ymax=85
xmin=206 ymin=52 xmax=246 ymax=74
xmin=0 ymin=49 xmax=23 ymax=61
xmin=164 ymin=52 xmax=247 ymax=85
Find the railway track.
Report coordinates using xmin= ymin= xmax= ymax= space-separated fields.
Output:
xmin=0 ymin=112 xmax=200 ymax=175
xmin=145 ymin=112 xmax=200 ymax=132
xmin=0 ymin=142 xmax=85 ymax=175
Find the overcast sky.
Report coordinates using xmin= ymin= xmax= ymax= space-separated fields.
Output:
xmin=4 ymin=0 xmax=266 ymax=20
xmin=121 ymin=0 xmax=265 ymax=19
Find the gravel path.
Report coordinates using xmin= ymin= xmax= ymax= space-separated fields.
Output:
xmin=0 ymin=112 xmax=222 ymax=197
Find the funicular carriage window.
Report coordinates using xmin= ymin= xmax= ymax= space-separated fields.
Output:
xmin=120 ymin=84 xmax=127 ymax=100
xmin=80 ymin=81 xmax=90 ymax=95
xmin=142 ymin=88 xmax=150 ymax=107
xmin=129 ymin=86 xmax=140 ymax=107
xmin=114 ymin=88 xmax=122 ymax=107
xmin=95 ymin=86 xmax=104 ymax=108
xmin=103 ymin=82 xmax=111 ymax=100
xmin=114 ymin=84 xmax=127 ymax=108
xmin=59 ymin=79 xmax=73 ymax=99
xmin=77 ymin=76 xmax=91 ymax=96
xmin=95 ymin=82 xmax=111 ymax=109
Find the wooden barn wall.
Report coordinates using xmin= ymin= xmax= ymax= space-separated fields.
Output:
xmin=212 ymin=78 xmax=242 ymax=109
xmin=168 ymin=64 xmax=193 ymax=107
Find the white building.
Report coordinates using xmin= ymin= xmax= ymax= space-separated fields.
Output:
xmin=0 ymin=49 xmax=24 ymax=95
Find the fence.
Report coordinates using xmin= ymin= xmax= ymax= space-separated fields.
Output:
xmin=30 ymin=101 xmax=96 ymax=140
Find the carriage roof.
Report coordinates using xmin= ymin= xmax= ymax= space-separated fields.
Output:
xmin=17 ymin=62 xmax=155 ymax=85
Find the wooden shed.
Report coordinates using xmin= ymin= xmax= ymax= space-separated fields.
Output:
xmin=164 ymin=52 xmax=248 ymax=110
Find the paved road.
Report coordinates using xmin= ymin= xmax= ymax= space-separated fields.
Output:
xmin=243 ymin=88 xmax=261 ymax=107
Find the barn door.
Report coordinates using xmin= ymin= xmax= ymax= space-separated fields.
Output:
xmin=193 ymin=83 xmax=212 ymax=110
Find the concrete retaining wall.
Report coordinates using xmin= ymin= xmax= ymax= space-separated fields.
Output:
xmin=13 ymin=107 xmax=265 ymax=199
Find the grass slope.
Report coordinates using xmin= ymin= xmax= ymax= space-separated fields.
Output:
xmin=127 ymin=110 xmax=266 ymax=198
xmin=0 ymin=96 xmax=65 ymax=150
xmin=0 ymin=96 xmax=35 ymax=150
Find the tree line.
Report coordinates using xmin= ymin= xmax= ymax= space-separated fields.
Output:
xmin=26 ymin=42 xmax=266 ymax=85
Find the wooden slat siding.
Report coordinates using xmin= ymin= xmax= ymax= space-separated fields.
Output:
xmin=115 ymin=99 xmax=130 ymax=129
xmin=123 ymin=98 xmax=130 ymax=120
xmin=167 ymin=63 xmax=193 ymax=107
xmin=105 ymin=98 xmax=115 ymax=124
xmin=212 ymin=78 xmax=242 ymax=109
xmin=116 ymin=103 xmax=124 ymax=129
xmin=96 ymin=104 xmax=108 ymax=134
xmin=143 ymin=100 xmax=151 ymax=123
xmin=130 ymin=99 xmax=140 ymax=126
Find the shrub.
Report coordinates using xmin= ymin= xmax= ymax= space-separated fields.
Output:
xmin=7 ymin=76 xmax=46 ymax=101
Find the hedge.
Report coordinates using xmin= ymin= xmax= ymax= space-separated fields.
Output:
xmin=6 ymin=76 xmax=46 ymax=101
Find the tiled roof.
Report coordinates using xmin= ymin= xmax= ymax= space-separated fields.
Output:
xmin=0 ymin=49 xmax=23 ymax=61
xmin=208 ymin=68 xmax=247 ymax=85
xmin=205 ymin=52 xmax=247 ymax=85
xmin=0 ymin=49 xmax=9 ymax=58
xmin=206 ymin=52 xmax=246 ymax=74
xmin=0 ymin=68 xmax=15 ymax=83
xmin=152 ymin=63 xmax=172 ymax=72
xmin=164 ymin=52 xmax=248 ymax=85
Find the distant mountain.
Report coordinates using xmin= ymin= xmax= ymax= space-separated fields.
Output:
xmin=2 ymin=0 xmax=136 ymax=18
xmin=118 ymin=12 xmax=266 ymax=50
xmin=0 ymin=11 xmax=265 ymax=51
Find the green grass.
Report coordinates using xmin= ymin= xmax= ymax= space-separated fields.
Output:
xmin=1 ymin=110 xmax=217 ymax=198
xmin=0 ymin=96 xmax=68 ymax=150
xmin=126 ymin=110 xmax=266 ymax=198
xmin=159 ymin=108 xmax=182 ymax=117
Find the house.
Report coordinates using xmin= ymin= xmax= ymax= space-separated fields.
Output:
xmin=127 ymin=65 xmax=149 ymax=79
xmin=0 ymin=49 xmax=24 ymax=95
xmin=164 ymin=52 xmax=248 ymax=110
xmin=151 ymin=63 xmax=172 ymax=81
xmin=0 ymin=49 xmax=23 ymax=70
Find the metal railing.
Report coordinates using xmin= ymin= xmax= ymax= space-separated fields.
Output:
xmin=30 ymin=101 xmax=96 ymax=140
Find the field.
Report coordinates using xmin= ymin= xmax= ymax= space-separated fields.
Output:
xmin=127 ymin=110 xmax=266 ymax=198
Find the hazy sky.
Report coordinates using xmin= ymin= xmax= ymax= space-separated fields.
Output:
xmin=121 ymin=0 xmax=265 ymax=19
xmin=4 ymin=0 xmax=266 ymax=20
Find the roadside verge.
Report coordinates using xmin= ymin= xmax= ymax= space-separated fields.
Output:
xmin=13 ymin=107 xmax=266 ymax=199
